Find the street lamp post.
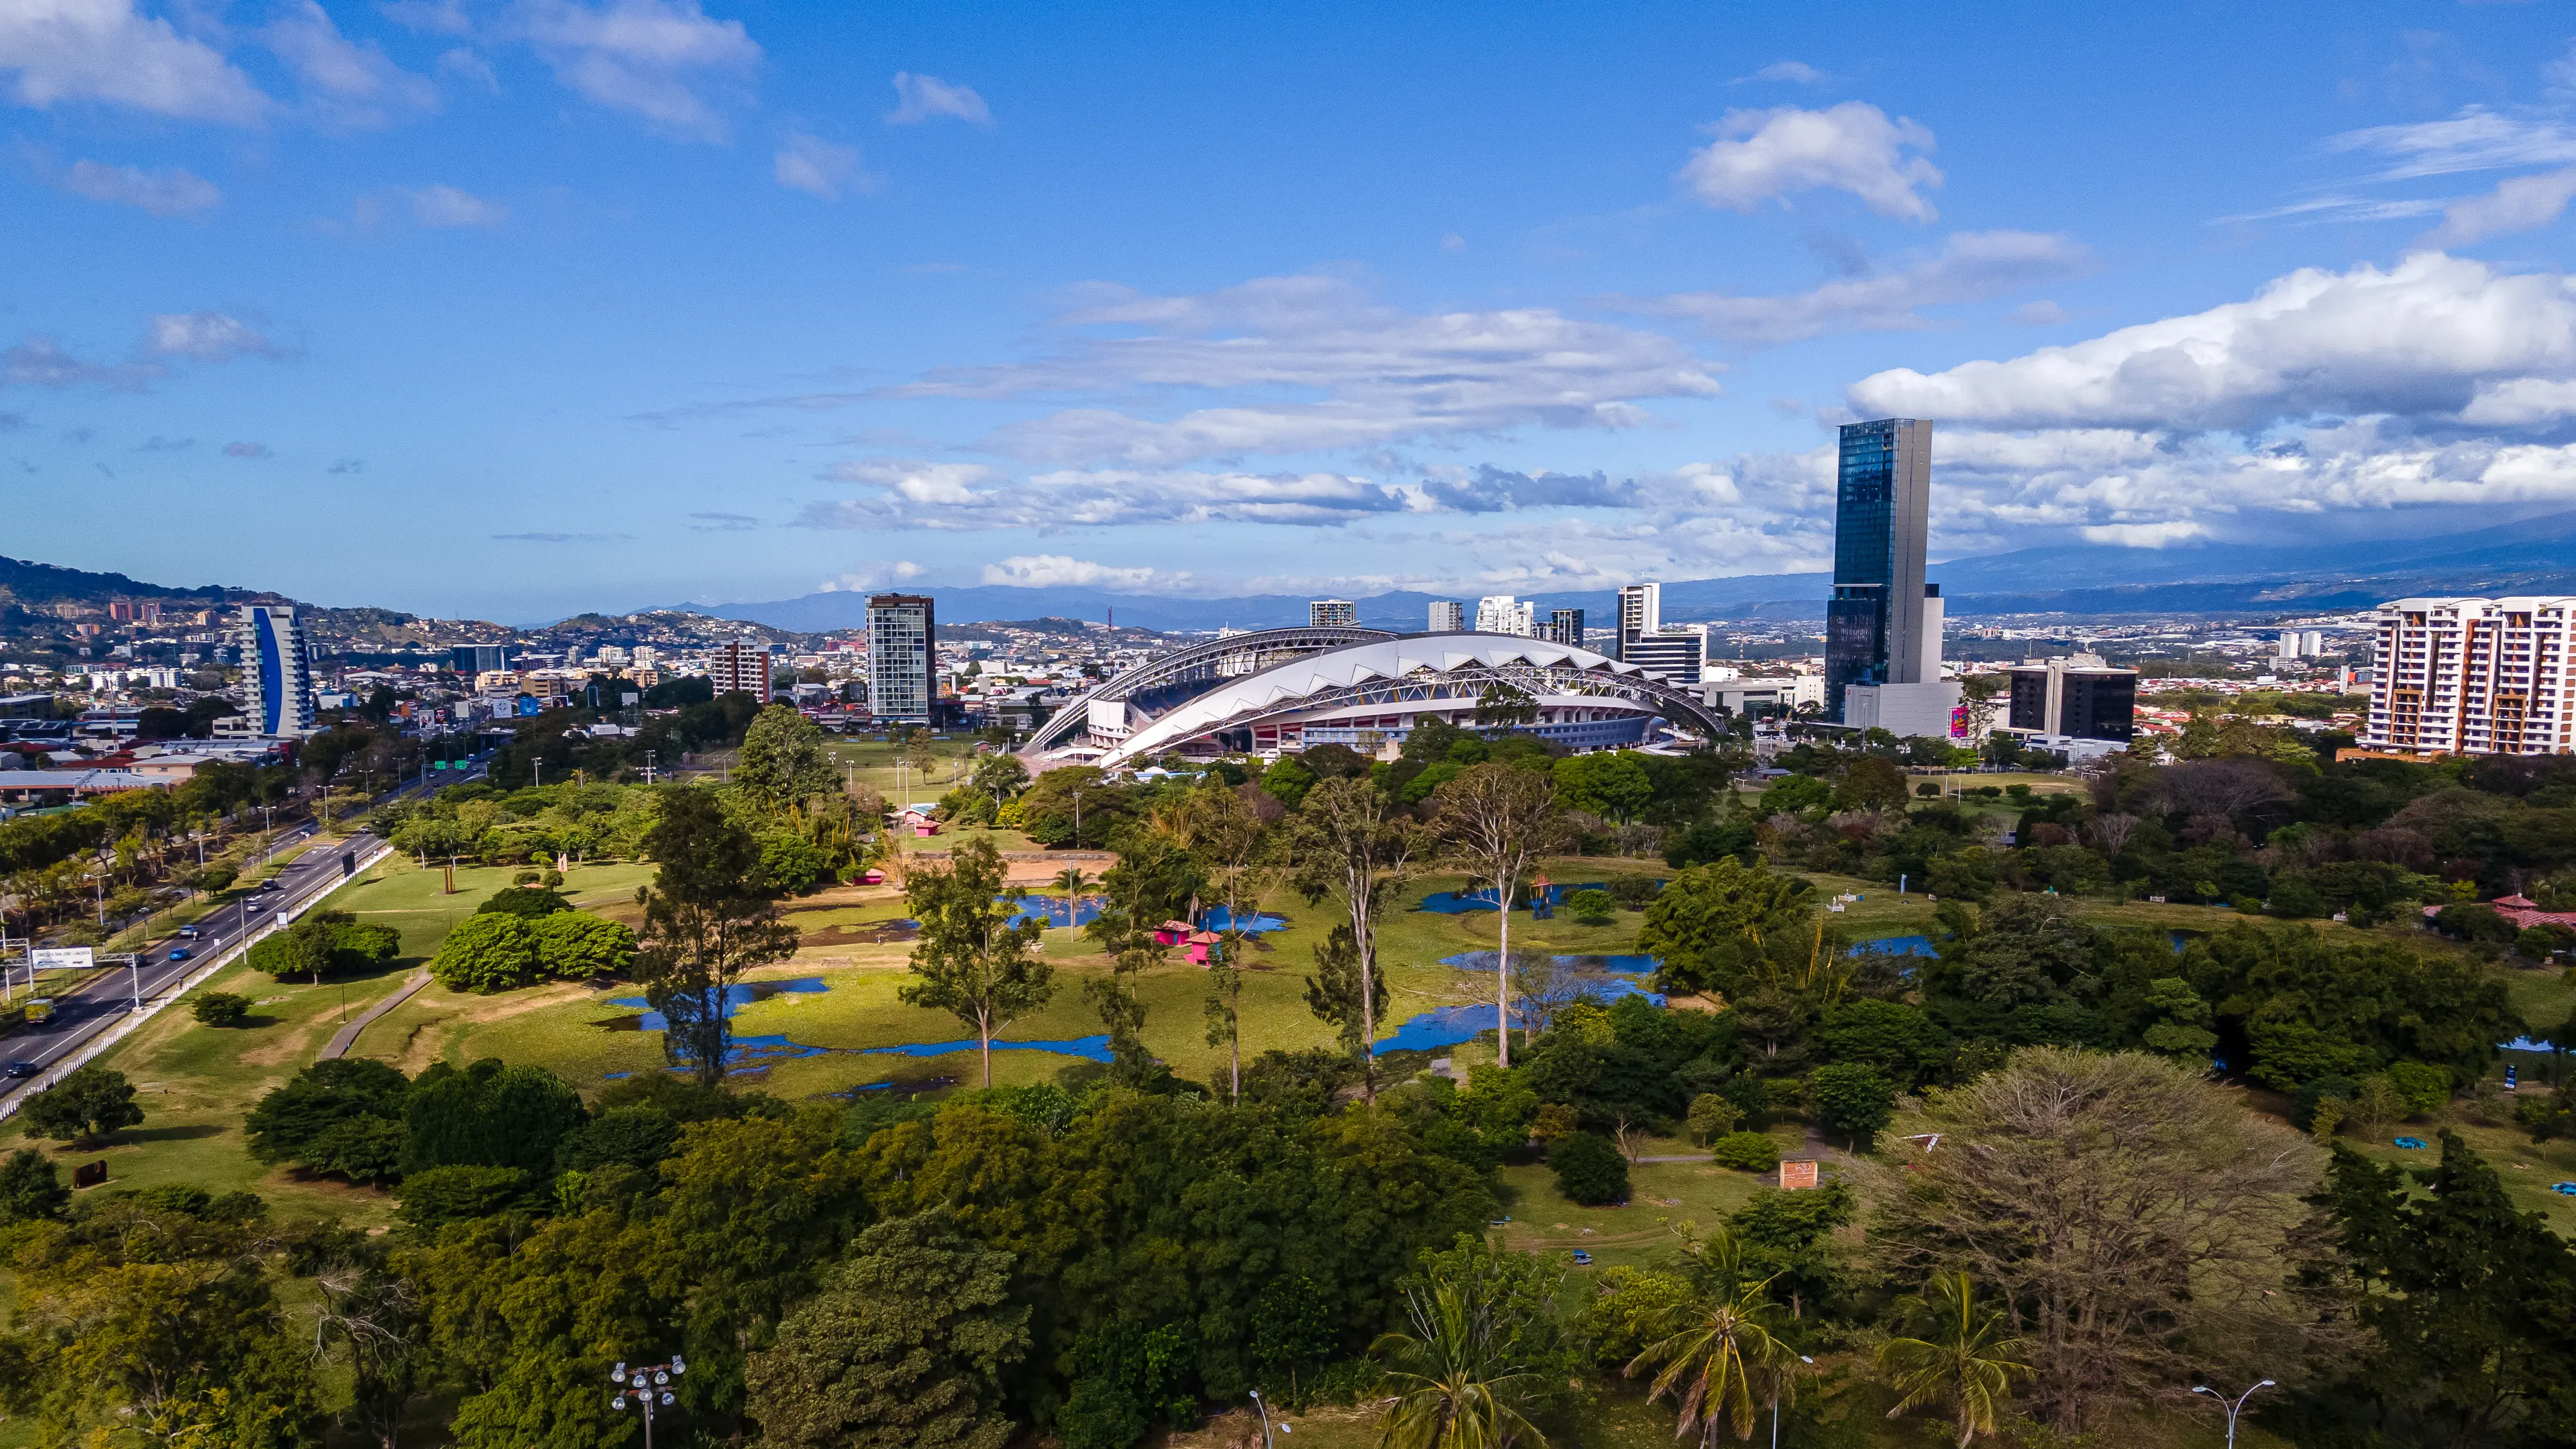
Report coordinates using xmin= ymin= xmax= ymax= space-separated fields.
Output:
xmin=610 ymin=1352 xmax=687 ymax=1449
xmin=1248 ymin=1391 xmax=1292 ymax=1448
xmin=2193 ymin=1379 xmax=2275 ymax=1449
xmin=1772 ymin=1355 xmax=1815 ymax=1449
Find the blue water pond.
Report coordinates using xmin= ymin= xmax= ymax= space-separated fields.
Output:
xmin=1001 ymin=894 xmax=1105 ymax=928
xmin=1417 ymin=881 xmax=1617 ymax=914
xmin=1850 ymin=934 xmax=1937 ymax=957
xmin=1199 ymin=904 xmax=1291 ymax=933
xmin=1439 ymin=951 xmax=1662 ymax=975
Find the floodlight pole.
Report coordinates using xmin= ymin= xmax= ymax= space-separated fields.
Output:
xmin=2194 ymin=1379 xmax=2274 ymax=1449
xmin=610 ymin=1352 xmax=687 ymax=1449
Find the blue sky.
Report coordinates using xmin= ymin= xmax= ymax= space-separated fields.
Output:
xmin=13 ymin=2 xmax=2576 ymax=621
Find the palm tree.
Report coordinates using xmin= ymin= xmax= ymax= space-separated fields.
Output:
xmin=1373 ymin=1280 xmax=1550 ymax=1449
xmin=1625 ymin=1232 xmax=1795 ymax=1445
xmin=1876 ymin=1271 xmax=2032 ymax=1448
xmin=1052 ymin=867 xmax=1093 ymax=899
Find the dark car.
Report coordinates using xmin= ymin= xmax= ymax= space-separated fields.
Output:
xmin=4 ymin=1063 xmax=38 ymax=1079
xmin=258 ymin=879 xmax=284 ymax=894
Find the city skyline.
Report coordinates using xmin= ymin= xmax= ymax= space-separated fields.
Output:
xmin=15 ymin=5 xmax=2576 ymax=623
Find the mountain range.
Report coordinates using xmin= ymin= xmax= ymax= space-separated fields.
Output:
xmin=675 ymin=508 xmax=2576 ymax=634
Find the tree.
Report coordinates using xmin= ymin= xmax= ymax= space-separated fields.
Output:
xmin=1877 ymin=1272 xmax=2033 ymax=1449
xmin=21 ymin=1063 xmax=143 ymax=1146
xmin=744 ymin=1212 xmax=1030 ymax=1449
xmin=246 ymin=1058 xmax=413 ymax=1184
xmin=192 ymin=991 xmax=251 ymax=1026
xmin=1433 ymin=762 xmax=1568 ymax=1067
xmin=1550 ymin=1131 xmax=1629 ymax=1206
xmin=478 ymin=885 xmax=572 ymax=918
xmin=1636 ymin=857 xmax=1819 ymax=998
xmin=1868 ymin=1048 xmax=2325 ymax=1434
xmin=1625 ymin=1227 xmax=1796 ymax=1446
xmin=402 ymin=1059 xmax=588 ymax=1177
xmin=2137 ymin=977 xmax=2218 ymax=1063
xmin=1289 ymin=776 xmax=1425 ymax=1097
xmin=2325 ymin=1132 xmax=2576 ymax=1448
xmin=1472 ymin=682 xmax=1540 ymax=732
xmin=1164 ymin=783 xmax=1279 ymax=1102
xmin=1304 ymin=924 xmax=1387 ymax=1064
xmin=1807 ymin=1063 xmax=1896 ymax=1150
xmin=0 ymin=1147 xmax=66 ymax=1223
xmin=530 ymin=910 xmax=636 ymax=979
xmin=901 ymin=836 xmax=1053 ymax=1089
xmin=737 ymin=704 xmax=841 ymax=815
xmin=1686 ymin=1094 xmax=1741 ymax=1146
xmin=1372 ymin=1277 xmax=1555 ymax=1448
xmin=636 ymin=787 xmax=802 ymax=1085
xmin=431 ymin=912 xmax=542 ymax=991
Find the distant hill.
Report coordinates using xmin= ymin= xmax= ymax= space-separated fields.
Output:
xmin=0 ymin=555 xmax=276 ymax=608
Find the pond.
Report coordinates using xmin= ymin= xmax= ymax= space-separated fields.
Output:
xmin=1002 ymin=894 xmax=1104 ymax=928
xmin=1850 ymin=934 xmax=1937 ymax=957
xmin=1198 ymin=904 xmax=1291 ymax=933
xmin=1440 ymin=951 xmax=1661 ymax=975
xmin=1416 ymin=881 xmax=1620 ymax=914
xmin=596 ymin=975 xmax=1116 ymax=1074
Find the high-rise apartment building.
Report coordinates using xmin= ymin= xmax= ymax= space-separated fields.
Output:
xmin=449 ymin=644 xmax=510 ymax=675
xmin=1474 ymin=595 xmax=1536 ymax=637
xmin=1615 ymin=583 xmax=1660 ymax=660
xmin=1309 ymin=598 xmax=1357 ymax=627
xmin=1623 ymin=625 xmax=1705 ymax=682
xmin=1825 ymin=418 xmax=1933 ymax=720
xmin=1428 ymin=600 xmax=1465 ymax=633
xmin=1546 ymin=608 xmax=1587 ymax=648
xmin=866 ymin=594 xmax=937 ymax=723
xmin=237 ymin=605 xmax=315 ymax=738
xmin=2363 ymin=596 xmax=2576 ymax=756
xmin=708 ymin=640 xmax=769 ymax=698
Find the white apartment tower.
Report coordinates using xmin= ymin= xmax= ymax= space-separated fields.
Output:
xmin=1427 ymin=600 xmax=1465 ymax=633
xmin=2363 ymin=596 xmax=2576 ymax=756
xmin=1615 ymin=582 xmax=1660 ymax=660
xmin=1309 ymin=598 xmax=1357 ymax=627
xmin=1474 ymin=595 xmax=1536 ymax=637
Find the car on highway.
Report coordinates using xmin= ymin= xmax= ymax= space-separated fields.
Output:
xmin=4 ymin=1062 xmax=38 ymax=1079
xmin=177 ymin=925 xmax=200 ymax=938
xmin=258 ymin=879 xmax=284 ymax=894
xmin=245 ymin=901 xmax=265 ymax=914
xmin=167 ymin=947 xmax=190 ymax=962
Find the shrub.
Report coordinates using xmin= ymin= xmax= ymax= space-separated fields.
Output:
xmin=1550 ymin=1131 xmax=1629 ymax=1205
xmin=2291 ymin=1075 xmax=2358 ymax=1132
xmin=194 ymin=863 xmax=238 ymax=894
xmin=397 ymin=1164 xmax=531 ymax=1230
xmin=192 ymin=991 xmax=251 ymax=1026
xmin=1564 ymin=890 xmax=1617 ymax=925
xmin=1607 ymin=875 xmax=1661 ymax=910
xmin=432 ymin=912 xmax=541 ymax=991
xmin=0 ymin=1148 xmax=67 ymax=1224
xmin=20 ymin=1065 xmax=144 ymax=1146
xmin=1711 ymin=1130 xmax=1782 ymax=1173
xmin=1807 ymin=1062 xmax=1897 ymax=1150
xmin=478 ymin=886 xmax=572 ymax=919
xmin=1686 ymin=1092 xmax=1741 ymax=1145
xmin=2385 ymin=1061 xmax=2453 ymax=1116
xmin=246 ymin=1059 xmax=413 ymax=1184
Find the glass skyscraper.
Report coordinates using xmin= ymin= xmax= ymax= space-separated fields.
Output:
xmin=1825 ymin=418 xmax=1932 ymax=720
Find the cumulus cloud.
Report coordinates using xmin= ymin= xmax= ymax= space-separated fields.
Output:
xmin=1606 ymin=230 xmax=2090 ymax=346
xmin=885 ymin=273 xmax=1723 ymax=466
xmin=59 ymin=159 xmax=220 ymax=217
xmin=513 ymin=0 xmax=760 ymax=139
xmin=5 ymin=337 xmax=154 ymax=389
xmin=2422 ymin=166 xmax=2576 ymax=247
xmin=797 ymin=462 xmax=1416 ymax=531
xmin=816 ymin=560 xmax=924 ymax=592
xmin=223 ymin=441 xmax=270 ymax=458
xmin=1749 ymin=60 xmax=1825 ymax=85
xmin=981 ymin=555 xmax=1183 ymax=590
xmin=774 ymin=130 xmax=880 ymax=199
xmin=0 ymin=0 xmax=268 ymax=125
xmin=262 ymin=0 xmax=437 ymax=129
xmin=886 ymin=70 xmax=988 ymax=125
xmin=1679 ymin=102 xmax=1941 ymax=221
xmin=146 ymin=312 xmax=288 ymax=362
xmin=2078 ymin=520 xmax=2209 ymax=547
xmin=405 ymin=183 xmax=506 ymax=226
xmin=1848 ymin=252 xmax=2576 ymax=431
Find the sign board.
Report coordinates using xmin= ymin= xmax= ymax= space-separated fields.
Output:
xmin=30 ymin=947 xmax=94 ymax=973
xmin=1779 ymin=1159 xmax=1820 ymax=1191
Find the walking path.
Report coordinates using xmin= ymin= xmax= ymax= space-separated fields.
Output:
xmin=320 ymin=969 xmax=431 ymax=1060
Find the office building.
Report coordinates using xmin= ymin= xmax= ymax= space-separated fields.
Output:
xmin=450 ymin=644 xmax=510 ymax=675
xmin=1309 ymin=598 xmax=1357 ymax=627
xmin=2006 ymin=655 xmax=2137 ymax=742
xmin=237 ymin=605 xmax=315 ymax=738
xmin=708 ymin=641 xmax=767 ymax=698
xmin=1546 ymin=608 xmax=1587 ymax=648
xmin=1474 ymin=595 xmax=1536 ymax=637
xmin=1427 ymin=600 xmax=1465 ymax=633
xmin=1843 ymin=682 xmax=1962 ymax=739
xmin=1825 ymin=418 xmax=1933 ymax=720
xmin=1623 ymin=625 xmax=1705 ymax=682
xmin=2362 ymin=596 xmax=2576 ymax=756
xmin=866 ymin=594 xmax=937 ymax=723
xmin=1615 ymin=583 xmax=1660 ymax=660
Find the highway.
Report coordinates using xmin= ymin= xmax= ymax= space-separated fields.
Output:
xmin=0 ymin=749 xmax=489 ymax=1100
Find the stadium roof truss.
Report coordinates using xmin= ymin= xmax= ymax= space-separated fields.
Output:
xmin=1022 ymin=624 xmax=1395 ymax=755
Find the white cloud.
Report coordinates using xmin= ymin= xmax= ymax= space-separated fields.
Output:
xmin=2078 ymin=520 xmax=2208 ymax=547
xmin=816 ymin=561 xmax=923 ymax=592
xmin=1679 ymin=102 xmax=1941 ymax=221
xmin=886 ymin=70 xmax=987 ymax=125
xmin=2327 ymin=105 xmax=2576 ymax=180
xmin=1605 ymin=230 xmax=2089 ymax=346
xmin=1849 ymin=252 xmax=2576 ymax=431
xmin=263 ymin=0 xmax=437 ymax=129
xmin=2004 ymin=299 xmax=2070 ymax=326
xmin=774 ymin=130 xmax=879 ymax=199
xmin=146 ymin=311 xmax=287 ymax=362
xmin=2422 ymin=166 xmax=2576 ymax=246
xmin=60 ymin=159 xmax=220 ymax=217
xmin=437 ymin=47 xmax=499 ymax=89
xmin=512 ymin=0 xmax=759 ymax=139
xmin=0 ymin=0 xmax=268 ymax=124
xmin=1750 ymin=60 xmax=1824 ymax=85
xmin=981 ymin=555 xmax=1184 ymax=590
xmin=798 ymin=463 xmax=1417 ymax=530
xmin=5 ymin=337 xmax=154 ymax=389
xmin=885 ymin=273 xmax=1723 ymax=466
xmin=405 ymin=183 xmax=506 ymax=226
xmin=223 ymin=441 xmax=270 ymax=458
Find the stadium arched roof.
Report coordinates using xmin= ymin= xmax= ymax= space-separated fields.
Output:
xmin=1080 ymin=632 xmax=1721 ymax=769
xmin=1024 ymin=623 xmax=1394 ymax=753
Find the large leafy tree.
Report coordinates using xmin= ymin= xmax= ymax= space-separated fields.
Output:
xmin=746 ymin=1212 xmax=1029 ymax=1449
xmin=635 ymin=786 xmax=802 ymax=1084
xmin=737 ymin=704 xmax=841 ymax=816
xmin=20 ymin=1063 xmax=144 ymax=1146
xmin=430 ymin=912 xmax=542 ymax=992
xmin=1635 ymin=857 xmax=1819 ymax=999
xmin=901 ymin=835 xmax=1053 ymax=1088
xmin=245 ymin=1058 xmax=413 ymax=1184
xmin=1432 ymin=762 xmax=1568 ymax=1067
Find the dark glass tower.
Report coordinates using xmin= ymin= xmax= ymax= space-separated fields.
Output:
xmin=1825 ymin=418 xmax=1931 ymax=720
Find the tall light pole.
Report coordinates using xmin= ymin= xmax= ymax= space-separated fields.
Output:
xmin=1248 ymin=1391 xmax=1291 ymax=1448
xmin=1772 ymin=1354 xmax=1814 ymax=1449
xmin=1073 ymin=788 xmax=1084 ymax=846
xmin=2194 ymin=1379 xmax=2274 ymax=1449
xmin=610 ymin=1352 xmax=686 ymax=1449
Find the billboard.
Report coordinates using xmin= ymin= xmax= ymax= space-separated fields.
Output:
xmin=1778 ymin=1159 xmax=1820 ymax=1190
xmin=31 ymin=947 xmax=95 ymax=972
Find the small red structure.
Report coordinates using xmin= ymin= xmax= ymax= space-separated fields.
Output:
xmin=1152 ymin=918 xmax=1195 ymax=947
xmin=897 ymin=806 xmax=943 ymax=838
xmin=858 ymin=868 xmax=886 ymax=885
xmin=2425 ymin=895 xmax=2576 ymax=932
